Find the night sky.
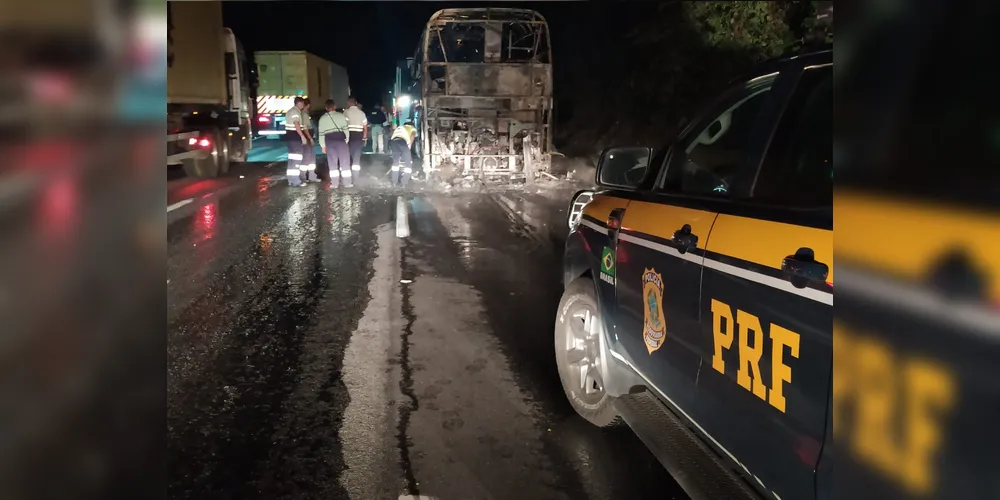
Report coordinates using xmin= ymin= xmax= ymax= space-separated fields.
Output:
xmin=222 ymin=1 xmax=583 ymax=108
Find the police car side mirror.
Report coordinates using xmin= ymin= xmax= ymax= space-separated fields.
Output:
xmin=567 ymin=189 xmax=594 ymax=230
xmin=596 ymin=146 xmax=653 ymax=190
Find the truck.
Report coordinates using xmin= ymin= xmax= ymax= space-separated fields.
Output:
xmin=166 ymin=1 xmax=253 ymax=178
xmin=253 ymin=51 xmax=350 ymax=137
xmin=413 ymin=8 xmax=554 ymax=185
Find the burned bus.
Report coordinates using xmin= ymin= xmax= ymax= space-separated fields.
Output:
xmin=412 ymin=8 xmax=553 ymax=184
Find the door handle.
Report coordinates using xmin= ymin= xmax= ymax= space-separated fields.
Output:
xmin=781 ymin=247 xmax=829 ymax=288
xmin=671 ymin=224 xmax=698 ymax=253
xmin=607 ymin=208 xmax=625 ymax=242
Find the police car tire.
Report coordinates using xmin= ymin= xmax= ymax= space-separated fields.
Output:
xmin=555 ymin=277 xmax=623 ymax=429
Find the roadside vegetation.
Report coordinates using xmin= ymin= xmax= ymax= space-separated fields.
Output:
xmin=554 ymin=0 xmax=833 ymax=158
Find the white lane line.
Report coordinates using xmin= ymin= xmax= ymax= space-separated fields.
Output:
xmin=166 ymin=198 xmax=193 ymax=213
xmin=395 ymin=196 xmax=410 ymax=238
xmin=340 ymin=225 xmax=401 ymax=498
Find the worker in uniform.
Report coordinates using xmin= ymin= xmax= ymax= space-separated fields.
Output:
xmin=318 ymin=99 xmax=352 ymax=187
xmin=368 ymin=104 xmax=387 ymax=154
xmin=283 ymin=96 xmax=311 ymax=186
xmin=299 ymin=98 xmax=319 ymax=183
xmin=344 ymin=96 xmax=368 ymax=176
xmin=389 ymin=120 xmax=418 ymax=187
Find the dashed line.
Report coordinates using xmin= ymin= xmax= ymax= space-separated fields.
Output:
xmin=396 ymin=196 xmax=410 ymax=238
xmin=167 ymin=198 xmax=193 ymax=213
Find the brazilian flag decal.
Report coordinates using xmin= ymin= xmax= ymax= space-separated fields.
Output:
xmin=601 ymin=247 xmax=614 ymax=276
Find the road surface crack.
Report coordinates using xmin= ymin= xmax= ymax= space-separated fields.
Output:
xmin=397 ymin=239 xmax=421 ymax=496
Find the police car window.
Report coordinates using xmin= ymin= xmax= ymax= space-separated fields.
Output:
xmin=663 ymin=80 xmax=774 ymax=198
xmin=752 ymin=65 xmax=832 ymax=207
xmin=599 ymin=147 xmax=651 ymax=187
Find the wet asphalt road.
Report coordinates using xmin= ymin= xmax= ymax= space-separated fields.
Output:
xmin=167 ymin=160 xmax=686 ymax=500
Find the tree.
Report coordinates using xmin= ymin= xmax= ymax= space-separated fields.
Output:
xmin=557 ymin=1 xmax=831 ymax=155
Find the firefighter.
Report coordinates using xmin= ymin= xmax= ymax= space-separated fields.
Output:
xmin=389 ymin=120 xmax=418 ymax=186
xmin=318 ymin=99 xmax=352 ymax=187
xmin=300 ymin=98 xmax=319 ymax=183
xmin=283 ymin=96 xmax=310 ymax=186
xmin=344 ymin=96 xmax=367 ymax=175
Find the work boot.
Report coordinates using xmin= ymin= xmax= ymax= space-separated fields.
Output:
xmin=287 ymin=166 xmax=302 ymax=186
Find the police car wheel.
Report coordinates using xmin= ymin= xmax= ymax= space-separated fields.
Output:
xmin=554 ymin=277 xmax=622 ymax=428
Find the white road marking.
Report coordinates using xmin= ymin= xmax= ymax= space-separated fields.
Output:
xmin=166 ymin=198 xmax=193 ymax=213
xmin=396 ymin=196 xmax=410 ymax=238
xmin=340 ymin=225 xmax=402 ymax=498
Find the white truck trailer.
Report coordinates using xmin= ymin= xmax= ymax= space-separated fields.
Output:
xmin=166 ymin=1 xmax=252 ymax=178
xmin=253 ymin=51 xmax=350 ymax=137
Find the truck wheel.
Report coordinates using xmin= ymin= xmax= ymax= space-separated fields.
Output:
xmin=181 ymin=132 xmax=221 ymax=178
xmin=181 ymin=156 xmax=219 ymax=178
xmin=555 ymin=277 xmax=623 ymax=428
xmin=216 ymin=130 xmax=231 ymax=175
xmin=229 ymin=125 xmax=249 ymax=163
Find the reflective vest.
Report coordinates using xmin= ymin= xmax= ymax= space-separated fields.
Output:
xmin=344 ymin=106 xmax=367 ymax=133
xmin=318 ymin=111 xmax=349 ymax=138
xmin=391 ymin=124 xmax=417 ymax=148
xmin=284 ymin=107 xmax=302 ymax=131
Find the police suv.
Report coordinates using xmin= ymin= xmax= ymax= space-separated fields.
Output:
xmin=557 ymin=48 xmax=832 ymax=500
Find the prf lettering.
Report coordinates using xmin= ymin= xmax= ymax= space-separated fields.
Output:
xmin=833 ymin=321 xmax=955 ymax=496
xmin=710 ymin=298 xmax=799 ymax=413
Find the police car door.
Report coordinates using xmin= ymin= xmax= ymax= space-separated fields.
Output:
xmin=696 ymin=58 xmax=833 ymax=500
xmin=612 ymin=72 xmax=781 ymax=414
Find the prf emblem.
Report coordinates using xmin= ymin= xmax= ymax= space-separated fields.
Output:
xmin=641 ymin=268 xmax=666 ymax=354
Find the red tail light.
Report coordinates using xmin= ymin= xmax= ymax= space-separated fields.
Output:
xmin=187 ymin=136 xmax=212 ymax=148
xmin=257 ymin=115 xmax=270 ymax=124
